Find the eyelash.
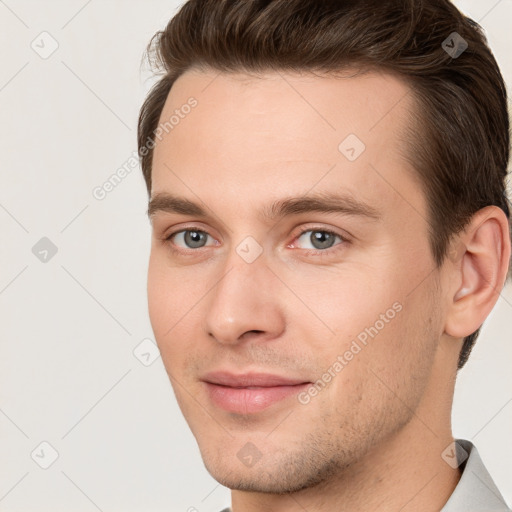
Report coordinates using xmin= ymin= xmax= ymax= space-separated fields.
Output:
xmin=161 ymin=226 xmax=348 ymax=258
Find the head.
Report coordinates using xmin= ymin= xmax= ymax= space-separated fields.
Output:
xmin=138 ymin=0 xmax=511 ymax=495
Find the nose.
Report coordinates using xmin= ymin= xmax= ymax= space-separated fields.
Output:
xmin=204 ymin=247 xmax=285 ymax=346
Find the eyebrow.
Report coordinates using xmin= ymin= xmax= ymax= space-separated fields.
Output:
xmin=147 ymin=191 xmax=381 ymax=222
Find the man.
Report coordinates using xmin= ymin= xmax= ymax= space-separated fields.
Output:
xmin=137 ymin=0 xmax=511 ymax=510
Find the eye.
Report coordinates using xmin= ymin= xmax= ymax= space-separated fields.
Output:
xmin=166 ymin=229 xmax=215 ymax=250
xmin=291 ymin=228 xmax=346 ymax=253
xmin=162 ymin=226 xmax=348 ymax=256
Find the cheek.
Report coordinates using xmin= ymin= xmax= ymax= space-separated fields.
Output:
xmin=291 ymin=267 xmax=402 ymax=352
xmin=147 ymin=252 xmax=192 ymax=328
xmin=147 ymin=253 xmax=208 ymax=367
xmin=302 ymin=268 xmax=436 ymax=394
xmin=147 ymin=258 xmax=170 ymax=337
xmin=341 ymin=285 xmax=439 ymax=403
xmin=147 ymin=254 xmax=190 ymax=352
xmin=311 ymin=302 xmax=436 ymax=436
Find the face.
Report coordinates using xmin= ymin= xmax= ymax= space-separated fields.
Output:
xmin=147 ymin=67 xmax=448 ymax=493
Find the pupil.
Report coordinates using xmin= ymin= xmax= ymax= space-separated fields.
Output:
xmin=186 ymin=231 xmax=204 ymax=248
xmin=313 ymin=231 xmax=333 ymax=249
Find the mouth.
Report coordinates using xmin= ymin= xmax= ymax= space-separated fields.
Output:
xmin=201 ymin=371 xmax=312 ymax=414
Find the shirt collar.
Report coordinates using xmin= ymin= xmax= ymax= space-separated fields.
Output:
xmin=441 ymin=438 xmax=511 ymax=511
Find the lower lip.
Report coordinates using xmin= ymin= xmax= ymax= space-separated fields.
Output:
xmin=204 ymin=382 xmax=311 ymax=414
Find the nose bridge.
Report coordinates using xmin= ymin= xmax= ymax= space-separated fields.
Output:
xmin=204 ymin=238 xmax=284 ymax=344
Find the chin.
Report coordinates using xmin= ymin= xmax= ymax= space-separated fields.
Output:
xmin=200 ymin=443 xmax=343 ymax=494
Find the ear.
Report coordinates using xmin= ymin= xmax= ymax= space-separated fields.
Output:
xmin=444 ymin=206 xmax=511 ymax=339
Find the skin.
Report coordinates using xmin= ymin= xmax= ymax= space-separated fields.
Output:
xmin=146 ymin=67 xmax=511 ymax=512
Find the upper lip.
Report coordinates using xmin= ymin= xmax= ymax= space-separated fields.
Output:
xmin=202 ymin=371 xmax=310 ymax=388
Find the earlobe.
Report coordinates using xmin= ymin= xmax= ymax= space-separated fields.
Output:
xmin=444 ymin=206 xmax=511 ymax=339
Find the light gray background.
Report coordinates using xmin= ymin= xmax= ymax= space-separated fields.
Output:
xmin=0 ymin=1 xmax=511 ymax=511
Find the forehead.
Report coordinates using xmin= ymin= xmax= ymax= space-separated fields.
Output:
xmin=151 ymin=67 xmax=424 ymax=221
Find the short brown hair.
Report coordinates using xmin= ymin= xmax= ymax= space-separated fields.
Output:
xmin=138 ymin=0 xmax=511 ymax=370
